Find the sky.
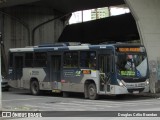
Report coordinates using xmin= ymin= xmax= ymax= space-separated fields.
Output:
xmin=69 ymin=7 xmax=130 ymax=24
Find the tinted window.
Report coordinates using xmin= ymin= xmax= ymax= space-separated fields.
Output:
xmin=25 ymin=53 xmax=33 ymax=67
xmin=9 ymin=52 xmax=13 ymax=67
xmin=34 ymin=52 xmax=47 ymax=67
xmin=80 ymin=51 xmax=96 ymax=69
xmin=63 ymin=52 xmax=78 ymax=68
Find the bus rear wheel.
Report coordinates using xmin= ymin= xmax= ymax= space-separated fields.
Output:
xmin=88 ymin=83 xmax=99 ymax=100
xmin=30 ymin=80 xmax=40 ymax=95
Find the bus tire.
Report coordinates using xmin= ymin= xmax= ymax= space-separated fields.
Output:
xmin=88 ymin=83 xmax=99 ymax=100
xmin=84 ymin=84 xmax=89 ymax=99
xmin=30 ymin=80 xmax=40 ymax=95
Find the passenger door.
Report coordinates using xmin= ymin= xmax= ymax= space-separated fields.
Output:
xmin=13 ymin=54 xmax=24 ymax=87
xmin=98 ymin=54 xmax=112 ymax=92
xmin=49 ymin=54 xmax=62 ymax=90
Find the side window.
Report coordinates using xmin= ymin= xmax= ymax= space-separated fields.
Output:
xmin=25 ymin=53 xmax=33 ymax=67
xmin=80 ymin=51 xmax=96 ymax=69
xmin=63 ymin=52 xmax=78 ymax=68
xmin=34 ymin=52 xmax=47 ymax=67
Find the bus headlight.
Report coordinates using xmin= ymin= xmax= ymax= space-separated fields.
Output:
xmin=117 ymin=79 xmax=124 ymax=86
xmin=145 ymin=79 xmax=149 ymax=85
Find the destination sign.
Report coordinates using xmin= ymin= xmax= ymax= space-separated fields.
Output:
xmin=118 ymin=47 xmax=141 ymax=52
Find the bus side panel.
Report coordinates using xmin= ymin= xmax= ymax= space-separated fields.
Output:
xmin=21 ymin=68 xmax=32 ymax=89
xmin=61 ymin=83 xmax=84 ymax=92
xmin=61 ymin=69 xmax=100 ymax=93
xmin=61 ymin=69 xmax=85 ymax=92
xmin=22 ymin=68 xmax=51 ymax=90
xmin=8 ymin=68 xmax=19 ymax=88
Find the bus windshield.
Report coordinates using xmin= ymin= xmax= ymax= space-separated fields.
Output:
xmin=116 ymin=53 xmax=147 ymax=78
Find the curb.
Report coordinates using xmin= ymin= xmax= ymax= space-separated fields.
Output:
xmin=139 ymin=93 xmax=160 ymax=98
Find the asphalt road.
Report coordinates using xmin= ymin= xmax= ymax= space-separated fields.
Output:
xmin=1 ymin=88 xmax=160 ymax=119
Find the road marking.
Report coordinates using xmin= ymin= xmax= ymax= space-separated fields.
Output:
xmin=45 ymin=100 xmax=160 ymax=110
xmin=37 ymin=100 xmax=160 ymax=111
xmin=3 ymin=93 xmax=160 ymax=111
xmin=2 ymin=97 xmax=52 ymax=102
xmin=26 ymin=103 xmax=102 ymax=111
xmin=25 ymin=104 xmax=54 ymax=109
xmin=57 ymin=102 xmax=118 ymax=108
xmin=71 ymin=99 xmax=160 ymax=105
xmin=3 ymin=98 xmax=160 ymax=111
xmin=22 ymin=99 xmax=160 ymax=111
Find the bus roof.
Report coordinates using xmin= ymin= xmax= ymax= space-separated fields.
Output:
xmin=9 ymin=43 xmax=143 ymax=52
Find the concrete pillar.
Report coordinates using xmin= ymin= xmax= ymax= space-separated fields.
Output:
xmin=0 ymin=13 xmax=2 ymax=111
xmin=125 ymin=0 xmax=160 ymax=93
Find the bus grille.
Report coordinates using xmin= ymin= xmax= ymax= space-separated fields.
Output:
xmin=123 ymin=78 xmax=146 ymax=83
xmin=127 ymin=88 xmax=144 ymax=93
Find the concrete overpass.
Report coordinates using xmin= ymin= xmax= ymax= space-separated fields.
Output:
xmin=0 ymin=0 xmax=124 ymax=13
xmin=0 ymin=0 xmax=160 ymax=93
xmin=0 ymin=0 xmax=125 ymax=47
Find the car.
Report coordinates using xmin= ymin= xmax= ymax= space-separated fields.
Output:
xmin=1 ymin=76 xmax=10 ymax=91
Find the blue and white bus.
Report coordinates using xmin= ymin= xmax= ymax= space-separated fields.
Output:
xmin=8 ymin=42 xmax=149 ymax=99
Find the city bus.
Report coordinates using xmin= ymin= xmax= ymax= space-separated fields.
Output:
xmin=8 ymin=42 xmax=149 ymax=99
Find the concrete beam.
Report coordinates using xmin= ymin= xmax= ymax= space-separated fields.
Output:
xmin=0 ymin=0 xmax=39 ymax=8
xmin=125 ymin=0 xmax=160 ymax=93
xmin=0 ymin=6 xmax=67 ymax=71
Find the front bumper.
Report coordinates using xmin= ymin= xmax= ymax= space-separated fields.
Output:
xmin=112 ymin=84 xmax=149 ymax=94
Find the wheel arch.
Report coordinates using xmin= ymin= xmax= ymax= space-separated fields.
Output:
xmin=30 ymin=77 xmax=39 ymax=87
xmin=84 ymin=79 xmax=96 ymax=85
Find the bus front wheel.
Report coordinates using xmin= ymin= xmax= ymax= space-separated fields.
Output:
xmin=30 ymin=80 xmax=40 ymax=95
xmin=88 ymin=83 xmax=99 ymax=100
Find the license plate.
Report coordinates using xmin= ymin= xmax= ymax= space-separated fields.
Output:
xmin=133 ymin=91 xmax=139 ymax=94
xmin=52 ymin=89 xmax=60 ymax=93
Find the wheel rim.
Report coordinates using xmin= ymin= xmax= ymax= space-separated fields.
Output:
xmin=89 ymin=86 xmax=95 ymax=97
xmin=32 ymin=81 xmax=38 ymax=94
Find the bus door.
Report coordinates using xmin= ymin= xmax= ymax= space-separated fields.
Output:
xmin=13 ymin=54 xmax=24 ymax=87
xmin=49 ymin=54 xmax=62 ymax=90
xmin=98 ymin=54 xmax=112 ymax=93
